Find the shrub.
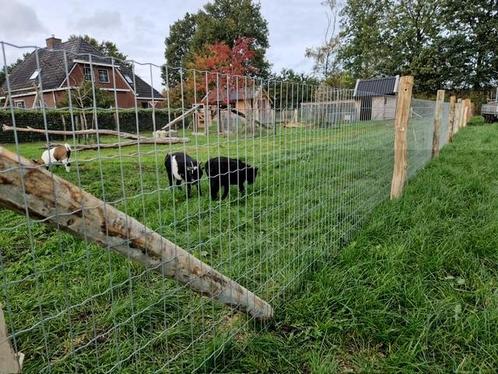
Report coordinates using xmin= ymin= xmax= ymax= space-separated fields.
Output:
xmin=0 ymin=108 xmax=184 ymax=143
xmin=467 ymin=115 xmax=485 ymax=126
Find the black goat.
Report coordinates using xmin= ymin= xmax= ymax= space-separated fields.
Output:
xmin=205 ymin=157 xmax=258 ymax=200
xmin=165 ymin=152 xmax=203 ymax=197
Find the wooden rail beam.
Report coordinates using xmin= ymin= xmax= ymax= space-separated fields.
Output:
xmin=0 ymin=147 xmax=273 ymax=321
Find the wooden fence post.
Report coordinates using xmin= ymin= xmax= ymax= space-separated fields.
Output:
xmin=432 ymin=89 xmax=445 ymax=158
xmin=448 ymin=96 xmax=456 ymax=143
xmin=464 ymin=99 xmax=471 ymax=126
xmin=453 ymin=99 xmax=462 ymax=135
xmin=390 ymin=75 xmax=414 ymax=199
xmin=0 ymin=147 xmax=273 ymax=321
xmin=0 ymin=303 xmax=22 ymax=373
xmin=459 ymin=99 xmax=466 ymax=129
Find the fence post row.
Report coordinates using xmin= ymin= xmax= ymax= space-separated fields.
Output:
xmin=432 ymin=89 xmax=445 ymax=158
xmin=0 ymin=147 xmax=274 ymax=321
xmin=390 ymin=75 xmax=414 ymax=199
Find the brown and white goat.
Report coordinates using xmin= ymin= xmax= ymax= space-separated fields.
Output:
xmin=36 ymin=144 xmax=72 ymax=172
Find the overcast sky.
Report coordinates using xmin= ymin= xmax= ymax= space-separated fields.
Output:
xmin=0 ymin=0 xmax=331 ymax=89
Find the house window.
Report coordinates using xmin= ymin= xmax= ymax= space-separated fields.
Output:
xmin=14 ymin=100 xmax=25 ymax=109
xmin=83 ymin=66 xmax=92 ymax=81
xmin=98 ymin=69 xmax=109 ymax=83
xmin=29 ymin=69 xmax=40 ymax=80
xmin=124 ymin=74 xmax=133 ymax=84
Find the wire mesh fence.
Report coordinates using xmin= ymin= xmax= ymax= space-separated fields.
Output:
xmin=0 ymin=40 xmax=454 ymax=373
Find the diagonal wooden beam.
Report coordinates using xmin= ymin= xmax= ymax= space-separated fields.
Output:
xmin=0 ymin=147 xmax=273 ymax=321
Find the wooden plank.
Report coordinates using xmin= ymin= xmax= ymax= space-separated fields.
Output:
xmin=390 ymin=76 xmax=414 ymax=199
xmin=160 ymin=104 xmax=202 ymax=130
xmin=0 ymin=147 xmax=273 ymax=321
xmin=448 ymin=96 xmax=456 ymax=143
xmin=2 ymin=124 xmax=144 ymax=140
xmin=45 ymin=138 xmax=189 ymax=151
xmin=0 ymin=303 xmax=21 ymax=373
xmin=432 ymin=90 xmax=445 ymax=158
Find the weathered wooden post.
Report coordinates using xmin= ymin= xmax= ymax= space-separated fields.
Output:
xmin=432 ymin=89 xmax=445 ymax=158
xmin=390 ymin=75 xmax=414 ymax=199
xmin=459 ymin=99 xmax=466 ymax=129
xmin=464 ymin=99 xmax=471 ymax=126
xmin=0 ymin=147 xmax=273 ymax=321
xmin=453 ymin=99 xmax=462 ymax=135
xmin=448 ymin=96 xmax=456 ymax=143
xmin=0 ymin=303 xmax=22 ymax=373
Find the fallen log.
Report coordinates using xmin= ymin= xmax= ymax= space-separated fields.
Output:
xmin=2 ymin=124 xmax=144 ymax=140
xmin=0 ymin=146 xmax=273 ymax=320
xmin=46 ymin=138 xmax=189 ymax=151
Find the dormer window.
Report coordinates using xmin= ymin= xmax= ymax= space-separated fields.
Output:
xmin=83 ymin=66 xmax=92 ymax=81
xmin=124 ymin=74 xmax=133 ymax=84
xmin=29 ymin=69 xmax=40 ymax=80
xmin=98 ymin=69 xmax=109 ymax=83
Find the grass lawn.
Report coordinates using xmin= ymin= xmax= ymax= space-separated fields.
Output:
xmin=214 ymin=123 xmax=498 ymax=373
xmin=0 ymin=115 xmax=463 ymax=373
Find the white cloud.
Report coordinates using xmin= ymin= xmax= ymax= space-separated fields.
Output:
xmin=0 ymin=0 xmax=47 ymax=39
xmin=0 ymin=0 xmax=332 ymax=86
xmin=74 ymin=10 xmax=122 ymax=31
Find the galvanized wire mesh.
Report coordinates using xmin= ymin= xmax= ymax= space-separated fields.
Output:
xmin=408 ymin=99 xmax=436 ymax=179
xmin=0 ymin=40 xmax=446 ymax=373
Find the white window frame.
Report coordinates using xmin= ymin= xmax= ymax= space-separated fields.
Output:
xmin=83 ymin=66 xmax=92 ymax=81
xmin=98 ymin=69 xmax=109 ymax=83
xmin=14 ymin=100 xmax=25 ymax=109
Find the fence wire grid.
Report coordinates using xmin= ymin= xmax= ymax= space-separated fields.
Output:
xmin=0 ymin=41 xmax=449 ymax=373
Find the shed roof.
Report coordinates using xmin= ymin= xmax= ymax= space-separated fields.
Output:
xmin=353 ymin=76 xmax=399 ymax=97
xmin=2 ymin=38 xmax=163 ymax=99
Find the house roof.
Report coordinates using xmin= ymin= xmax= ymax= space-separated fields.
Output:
xmin=2 ymin=38 xmax=163 ymax=99
xmin=203 ymin=87 xmax=270 ymax=104
xmin=353 ymin=76 xmax=399 ymax=97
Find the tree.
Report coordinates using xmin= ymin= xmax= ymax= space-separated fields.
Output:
xmin=163 ymin=0 xmax=270 ymax=86
xmin=269 ymin=69 xmax=319 ymax=108
xmin=338 ymin=0 xmax=391 ymax=79
xmin=162 ymin=13 xmax=197 ymax=86
xmin=306 ymin=0 xmax=342 ymax=78
xmin=68 ymin=35 xmax=128 ymax=63
xmin=182 ymin=37 xmax=258 ymax=106
xmin=58 ymin=80 xmax=114 ymax=109
xmin=440 ymin=0 xmax=498 ymax=91
xmin=337 ymin=0 xmax=497 ymax=95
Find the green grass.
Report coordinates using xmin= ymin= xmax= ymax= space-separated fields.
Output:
xmin=1 ymin=117 xmax=483 ymax=373
xmin=208 ymin=124 xmax=498 ymax=373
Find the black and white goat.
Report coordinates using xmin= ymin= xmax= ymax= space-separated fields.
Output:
xmin=205 ymin=157 xmax=258 ymax=200
xmin=165 ymin=152 xmax=203 ymax=197
xmin=36 ymin=144 xmax=72 ymax=172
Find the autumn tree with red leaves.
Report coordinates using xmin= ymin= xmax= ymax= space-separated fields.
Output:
xmin=185 ymin=37 xmax=259 ymax=104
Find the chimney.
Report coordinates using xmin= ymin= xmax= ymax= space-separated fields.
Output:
xmin=46 ymin=35 xmax=62 ymax=49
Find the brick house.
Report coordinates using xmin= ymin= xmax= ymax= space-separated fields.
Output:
xmin=1 ymin=36 xmax=164 ymax=109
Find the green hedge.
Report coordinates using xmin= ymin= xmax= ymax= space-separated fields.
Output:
xmin=0 ymin=108 xmax=188 ymax=143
